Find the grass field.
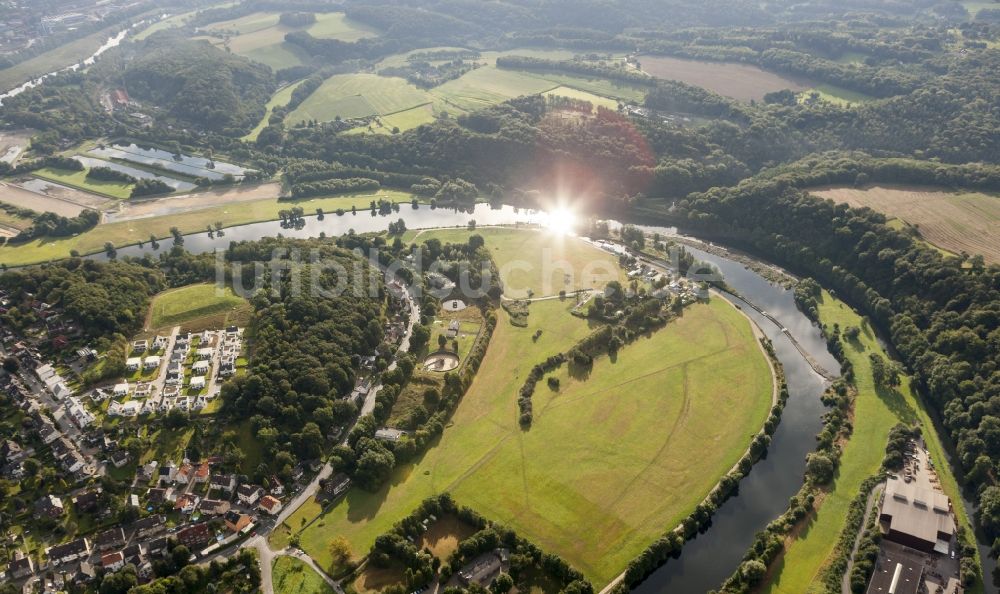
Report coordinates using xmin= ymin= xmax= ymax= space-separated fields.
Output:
xmin=407 ymin=227 xmax=626 ymax=298
xmin=147 ymin=283 xmax=249 ymax=330
xmin=288 ymin=74 xmax=431 ymax=124
xmin=244 ymin=79 xmax=308 ymax=141
xmin=761 ymin=291 xmax=982 ymax=594
xmin=543 ymin=86 xmax=621 ymax=111
xmin=292 ymin=250 xmax=772 ymax=588
xmin=0 ymin=189 xmax=416 ymax=266
xmin=32 ymin=167 xmax=135 ymax=199
xmin=346 ymin=104 xmax=437 ymax=135
xmin=201 ymin=11 xmax=378 ymax=70
xmin=799 ymin=84 xmax=874 ymax=106
xmin=810 ymin=185 xmax=1000 ymax=263
xmin=273 ymin=556 xmax=335 ymax=594
xmin=430 ymin=66 xmax=559 ymax=112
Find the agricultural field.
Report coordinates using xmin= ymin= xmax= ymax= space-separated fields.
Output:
xmin=289 ymin=231 xmax=773 ymax=586
xmin=200 ymin=11 xmax=379 ymax=70
xmin=287 ymin=74 xmax=431 ymax=124
xmin=272 ymin=556 xmax=335 ymax=594
xmin=146 ymin=283 xmax=249 ymax=331
xmin=810 ymin=185 xmax=1000 ymax=263
xmin=638 ymin=55 xmax=813 ymax=101
xmin=407 ymin=227 xmax=626 ymax=298
xmin=346 ymin=104 xmax=438 ymax=136
xmin=760 ymin=291 xmax=981 ymax=594
xmin=0 ymin=189 xmax=417 ymax=266
xmin=431 ymin=66 xmax=558 ymax=112
xmin=798 ymin=83 xmax=874 ymax=106
xmin=244 ymin=79 xmax=308 ymax=141
xmin=0 ymin=26 xmax=121 ymax=91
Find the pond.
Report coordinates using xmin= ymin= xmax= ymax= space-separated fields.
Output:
xmin=74 ymin=156 xmax=197 ymax=192
xmin=89 ymin=143 xmax=252 ymax=181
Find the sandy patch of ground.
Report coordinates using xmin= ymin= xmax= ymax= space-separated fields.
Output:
xmin=106 ymin=182 xmax=283 ymax=222
xmin=0 ymin=179 xmax=108 ymax=216
xmin=0 ymin=129 xmax=34 ymax=164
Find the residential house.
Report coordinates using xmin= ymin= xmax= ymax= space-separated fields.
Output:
xmin=224 ymin=510 xmax=251 ymax=532
xmin=192 ymin=360 xmax=209 ymax=375
xmin=175 ymin=523 xmax=213 ymax=549
xmin=95 ymin=527 xmax=126 ymax=551
xmin=130 ymin=515 xmax=166 ymax=539
xmin=322 ymin=473 xmax=352 ymax=498
xmin=158 ymin=461 xmax=178 ymax=485
xmin=73 ymin=489 xmax=102 ymax=513
xmin=174 ymin=493 xmax=200 ymax=514
xmin=143 ymin=355 xmax=161 ymax=370
xmin=110 ymin=450 xmax=131 ymax=468
xmin=199 ymin=499 xmax=231 ymax=516
xmin=258 ymin=495 xmax=282 ymax=516
xmin=112 ymin=382 xmax=129 ymax=396
xmin=35 ymin=363 xmax=55 ymax=381
xmin=35 ymin=494 xmax=65 ymax=519
xmin=193 ymin=462 xmax=210 ymax=484
xmin=101 ymin=551 xmax=125 ymax=572
xmin=125 ymin=357 xmax=142 ymax=371
xmin=210 ymin=473 xmax=236 ymax=493
xmin=175 ymin=463 xmax=193 ymax=484
xmin=7 ymin=555 xmax=34 ymax=579
xmin=136 ymin=460 xmax=158 ymax=483
xmin=236 ymin=484 xmax=264 ymax=506
xmin=146 ymin=537 xmax=168 ymax=557
xmin=269 ymin=476 xmax=284 ymax=496
xmin=196 ymin=347 xmax=213 ymax=360
xmin=45 ymin=538 xmax=91 ymax=565
xmin=1 ymin=439 xmax=25 ymax=464
xmin=132 ymin=340 xmax=148 ymax=353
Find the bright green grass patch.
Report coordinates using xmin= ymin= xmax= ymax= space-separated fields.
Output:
xmin=296 ymin=290 xmax=772 ymax=586
xmin=543 ymin=86 xmax=621 ymax=110
xmin=288 ymin=74 xmax=431 ymax=124
xmin=760 ymin=291 xmax=983 ymax=594
xmin=430 ymin=66 xmax=559 ymax=112
xmin=798 ymin=84 xmax=874 ymax=107
xmin=244 ymin=79 xmax=308 ymax=141
xmin=409 ymin=227 xmax=626 ymax=298
xmin=148 ymin=283 xmax=247 ymax=329
xmin=203 ymin=11 xmax=282 ymax=34
xmin=33 ymin=168 xmax=134 ymax=199
xmin=526 ymin=71 xmax=649 ymax=104
xmin=0 ymin=207 xmax=33 ymax=231
xmin=240 ymin=42 xmax=311 ymax=71
xmin=832 ymin=51 xmax=868 ymax=65
xmin=346 ymin=103 xmax=437 ymax=135
xmin=0 ymin=189 xmax=416 ymax=266
xmin=273 ymin=556 xmax=335 ymax=594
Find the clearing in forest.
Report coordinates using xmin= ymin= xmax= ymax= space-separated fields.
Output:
xmin=811 ymin=184 xmax=1000 ymax=264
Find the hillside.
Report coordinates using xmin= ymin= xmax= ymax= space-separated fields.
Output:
xmin=124 ymin=37 xmax=275 ymax=134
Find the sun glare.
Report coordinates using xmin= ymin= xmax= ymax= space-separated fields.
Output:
xmin=544 ymin=206 xmax=577 ymax=235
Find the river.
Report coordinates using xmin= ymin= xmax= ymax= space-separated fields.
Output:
xmin=0 ymin=27 xmax=131 ymax=104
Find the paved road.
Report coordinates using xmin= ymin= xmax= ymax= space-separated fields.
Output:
xmin=361 ymin=279 xmax=419 ymax=417
xmin=842 ymin=482 xmax=884 ymax=594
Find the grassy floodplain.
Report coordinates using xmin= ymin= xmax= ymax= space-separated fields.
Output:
xmin=406 ymin=227 xmax=627 ymax=298
xmin=0 ymin=26 xmax=123 ymax=91
xmin=0 ymin=189 xmax=416 ymax=267
xmin=761 ymin=291 xmax=982 ymax=594
xmin=147 ymin=283 xmax=249 ymax=330
xmin=32 ymin=166 xmax=135 ymax=200
xmin=286 ymin=230 xmax=773 ymax=587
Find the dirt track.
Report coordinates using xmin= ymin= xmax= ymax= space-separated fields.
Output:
xmin=105 ymin=182 xmax=284 ymax=222
xmin=0 ymin=180 xmax=106 ymax=216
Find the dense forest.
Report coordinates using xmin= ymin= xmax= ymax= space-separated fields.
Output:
xmin=123 ymin=36 xmax=275 ymax=134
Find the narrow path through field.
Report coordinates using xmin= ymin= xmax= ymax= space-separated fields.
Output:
xmin=841 ymin=482 xmax=884 ymax=594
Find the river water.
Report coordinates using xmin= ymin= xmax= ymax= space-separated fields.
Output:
xmin=0 ymin=27 xmax=131 ymax=104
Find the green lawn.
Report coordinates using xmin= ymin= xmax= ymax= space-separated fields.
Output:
xmin=407 ymin=227 xmax=627 ymax=298
xmin=345 ymin=103 xmax=437 ymax=135
xmin=293 ymin=243 xmax=772 ymax=588
xmin=33 ymin=167 xmax=135 ymax=199
xmin=761 ymin=291 xmax=983 ymax=594
xmin=147 ymin=283 xmax=248 ymax=329
xmin=798 ymin=84 xmax=874 ymax=107
xmin=244 ymin=79 xmax=309 ymax=141
xmin=273 ymin=556 xmax=335 ymax=594
xmin=430 ymin=66 xmax=559 ymax=112
xmin=0 ymin=189 xmax=416 ymax=266
xmin=288 ymin=74 xmax=431 ymax=124
xmin=543 ymin=86 xmax=621 ymax=111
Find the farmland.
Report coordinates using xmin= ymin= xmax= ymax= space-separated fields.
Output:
xmin=146 ymin=283 xmax=249 ymax=330
xmin=761 ymin=291 xmax=981 ymax=594
xmin=289 ymin=230 xmax=773 ymax=587
xmin=638 ymin=55 xmax=813 ymax=101
xmin=244 ymin=79 xmax=308 ymax=141
xmin=199 ymin=11 xmax=379 ymax=70
xmin=810 ymin=185 xmax=1000 ymax=263
xmin=287 ymin=74 xmax=431 ymax=124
